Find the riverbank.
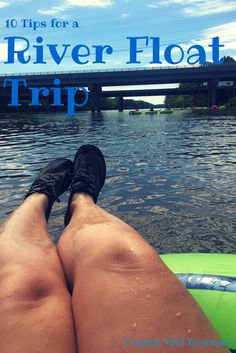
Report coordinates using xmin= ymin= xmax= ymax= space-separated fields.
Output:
xmin=192 ymin=107 xmax=236 ymax=116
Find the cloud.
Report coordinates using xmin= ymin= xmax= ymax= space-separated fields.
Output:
xmin=162 ymin=22 xmax=236 ymax=56
xmin=38 ymin=0 xmax=113 ymax=15
xmin=0 ymin=42 xmax=24 ymax=61
xmin=121 ymin=12 xmax=130 ymax=18
xmin=146 ymin=0 xmax=236 ymax=16
xmin=38 ymin=6 xmax=68 ymax=15
xmin=141 ymin=21 xmax=236 ymax=68
xmin=67 ymin=0 xmax=113 ymax=6
xmin=164 ymin=22 xmax=236 ymax=58
xmin=147 ymin=0 xmax=200 ymax=8
xmin=146 ymin=3 xmax=159 ymax=8
xmin=203 ymin=22 xmax=236 ymax=51
xmin=0 ymin=0 xmax=30 ymax=8
xmin=184 ymin=0 xmax=236 ymax=16
xmin=0 ymin=1 xmax=9 ymax=8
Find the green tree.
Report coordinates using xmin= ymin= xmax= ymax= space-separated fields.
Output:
xmin=225 ymin=96 xmax=236 ymax=108
xmin=165 ymin=57 xmax=236 ymax=108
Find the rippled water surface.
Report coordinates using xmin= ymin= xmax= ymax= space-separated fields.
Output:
xmin=0 ymin=111 xmax=235 ymax=253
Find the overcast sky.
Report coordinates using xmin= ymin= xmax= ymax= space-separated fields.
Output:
xmin=0 ymin=0 xmax=235 ymax=103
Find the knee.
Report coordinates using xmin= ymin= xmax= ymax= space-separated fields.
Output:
xmin=0 ymin=264 xmax=66 ymax=308
xmin=103 ymin=237 xmax=159 ymax=272
xmin=72 ymin=227 xmax=159 ymax=273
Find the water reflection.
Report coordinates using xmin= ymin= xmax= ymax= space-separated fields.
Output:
xmin=0 ymin=111 xmax=235 ymax=253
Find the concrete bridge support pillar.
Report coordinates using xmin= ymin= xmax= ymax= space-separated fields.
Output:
xmin=90 ymin=89 xmax=96 ymax=113
xmin=118 ymin=95 xmax=124 ymax=112
xmin=89 ymin=84 xmax=102 ymax=112
xmin=95 ymin=85 xmax=102 ymax=113
xmin=208 ymin=78 xmax=218 ymax=106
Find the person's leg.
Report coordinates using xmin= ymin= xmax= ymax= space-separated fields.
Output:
xmin=58 ymin=145 xmax=230 ymax=353
xmin=0 ymin=159 xmax=76 ymax=353
xmin=0 ymin=194 xmax=76 ymax=353
xmin=58 ymin=194 xmax=230 ymax=353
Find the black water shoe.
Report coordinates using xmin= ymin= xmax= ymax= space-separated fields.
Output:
xmin=25 ymin=158 xmax=73 ymax=220
xmin=64 ymin=145 xmax=106 ymax=227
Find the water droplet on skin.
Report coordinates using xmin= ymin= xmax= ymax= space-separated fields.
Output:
xmin=146 ymin=328 xmax=150 ymax=332
xmin=146 ymin=294 xmax=151 ymax=301
xmin=130 ymin=248 xmax=134 ymax=252
xmin=161 ymin=310 xmax=165 ymax=314
xmin=144 ymin=317 xmax=148 ymax=321
xmin=176 ymin=311 xmax=182 ymax=318
xmin=7 ymin=293 xmax=12 ymax=298
xmin=45 ymin=339 xmax=49 ymax=346
xmin=132 ymin=323 xmax=137 ymax=331
xmin=188 ymin=329 xmax=192 ymax=336
xmin=131 ymin=288 xmax=137 ymax=295
xmin=135 ymin=276 xmax=144 ymax=285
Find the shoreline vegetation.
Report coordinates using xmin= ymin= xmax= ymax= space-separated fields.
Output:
xmin=164 ymin=56 xmax=236 ymax=114
xmin=1 ymin=103 xmax=235 ymax=116
xmin=1 ymin=95 xmax=236 ymax=115
xmin=0 ymin=98 xmax=155 ymax=113
xmin=191 ymin=107 xmax=236 ymax=116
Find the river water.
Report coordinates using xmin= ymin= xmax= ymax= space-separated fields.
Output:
xmin=0 ymin=110 xmax=235 ymax=253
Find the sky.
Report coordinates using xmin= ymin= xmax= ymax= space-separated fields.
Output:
xmin=0 ymin=0 xmax=236 ymax=104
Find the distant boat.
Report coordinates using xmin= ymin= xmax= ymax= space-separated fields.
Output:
xmin=160 ymin=109 xmax=173 ymax=114
xmin=129 ymin=110 xmax=142 ymax=115
xmin=145 ymin=109 xmax=158 ymax=115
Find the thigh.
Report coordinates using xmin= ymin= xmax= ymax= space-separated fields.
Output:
xmin=64 ymin=226 xmax=229 ymax=353
xmin=0 ymin=234 xmax=77 ymax=353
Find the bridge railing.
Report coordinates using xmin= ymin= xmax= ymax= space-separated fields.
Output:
xmin=1 ymin=64 xmax=202 ymax=77
xmin=2 ymin=62 xmax=236 ymax=78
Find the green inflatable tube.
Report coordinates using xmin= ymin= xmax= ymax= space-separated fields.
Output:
xmin=145 ymin=111 xmax=158 ymax=115
xmin=160 ymin=254 xmax=236 ymax=352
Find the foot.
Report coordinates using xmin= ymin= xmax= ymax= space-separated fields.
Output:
xmin=64 ymin=145 xmax=106 ymax=226
xmin=25 ymin=158 xmax=73 ymax=220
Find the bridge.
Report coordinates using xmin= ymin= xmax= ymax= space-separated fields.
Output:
xmin=0 ymin=64 xmax=236 ymax=111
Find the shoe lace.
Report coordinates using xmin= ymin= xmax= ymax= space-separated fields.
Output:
xmin=37 ymin=177 xmax=60 ymax=203
xmin=71 ymin=167 xmax=95 ymax=190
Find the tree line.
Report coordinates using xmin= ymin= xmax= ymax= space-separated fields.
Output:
xmin=165 ymin=56 xmax=236 ymax=109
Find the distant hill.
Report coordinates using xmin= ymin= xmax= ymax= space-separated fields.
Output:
xmin=99 ymin=98 xmax=154 ymax=110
